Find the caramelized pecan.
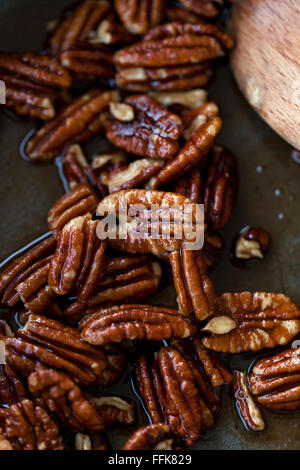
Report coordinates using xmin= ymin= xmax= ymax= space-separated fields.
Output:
xmin=169 ymin=246 xmax=216 ymax=320
xmin=60 ymin=43 xmax=115 ymax=79
xmin=122 ymin=423 xmax=173 ymax=450
xmin=249 ymin=347 xmax=300 ymax=411
xmin=149 ymin=88 xmax=208 ymax=110
xmin=75 ymin=431 xmax=110 ymax=450
xmin=0 ymin=52 xmax=71 ymax=119
xmin=48 ymin=213 xmax=106 ymax=300
xmin=233 ymin=227 xmax=270 ymax=261
xmin=204 ymin=146 xmax=238 ymax=230
xmin=89 ymin=396 xmax=135 ymax=427
xmin=28 ymin=368 xmax=105 ymax=431
xmin=202 ymin=292 xmax=300 ymax=353
xmin=48 ymin=184 xmax=98 ymax=239
xmin=106 ymin=94 xmax=182 ymax=160
xmin=0 ymin=365 xmax=28 ymax=407
xmin=89 ymin=19 xmax=136 ymax=45
xmin=178 ymin=0 xmax=223 ymax=18
xmin=115 ymin=0 xmax=166 ymax=34
xmin=166 ymin=6 xmax=207 ymax=24
xmin=49 ymin=0 xmax=113 ymax=55
xmin=80 ymin=304 xmax=196 ymax=345
xmin=233 ymin=370 xmax=265 ymax=431
xmin=1 ymin=399 xmax=63 ymax=450
xmin=26 ymin=89 xmax=120 ymax=161
xmin=5 ymin=314 xmax=123 ymax=388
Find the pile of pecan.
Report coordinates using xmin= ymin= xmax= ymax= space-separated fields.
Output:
xmin=0 ymin=0 xmax=299 ymax=451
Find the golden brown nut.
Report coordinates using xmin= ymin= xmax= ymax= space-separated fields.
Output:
xmin=115 ymin=0 xmax=166 ymax=34
xmin=75 ymin=431 xmax=110 ymax=450
xmin=233 ymin=227 xmax=270 ymax=261
xmin=233 ymin=370 xmax=265 ymax=431
xmin=202 ymin=292 xmax=300 ymax=353
xmin=0 ymin=428 xmax=13 ymax=450
xmin=89 ymin=396 xmax=135 ymax=427
xmin=122 ymin=423 xmax=173 ymax=450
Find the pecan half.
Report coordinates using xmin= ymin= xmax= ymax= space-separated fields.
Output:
xmin=5 ymin=314 xmax=123 ymax=388
xmin=89 ymin=396 xmax=135 ymax=427
xmin=249 ymin=347 xmax=300 ymax=411
xmin=178 ymin=0 xmax=223 ymax=18
xmin=233 ymin=227 xmax=270 ymax=261
xmin=115 ymin=0 xmax=166 ymax=34
xmin=89 ymin=19 xmax=136 ymax=45
xmin=169 ymin=245 xmax=216 ymax=321
xmin=0 ymin=365 xmax=28 ymax=407
xmin=204 ymin=146 xmax=238 ymax=230
xmin=97 ymin=189 xmax=205 ymax=256
xmin=106 ymin=94 xmax=182 ymax=160
xmin=75 ymin=431 xmax=110 ymax=450
xmin=48 ymin=213 xmax=106 ymax=300
xmin=60 ymin=43 xmax=115 ymax=79
xmin=122 ymin=423 xmax=173 ymax=450
xmin=48 ymin=184 xmax=98 ymax=239
xmin=1 ymin=399 xmax=63 ymax=450
xmin=80 ymin=304 xmax=196 ymax=345
xmin=26 ymin=89 xmax=120 ymax=162
xmin=0 ymin=52 xmax=71 ymax=120
xmin=28 ymin=368 xmax=105 ymax=431
xmin=150 ymin=119 xmax=221 ymax=192
xmin=201 ymin=292 xmax=300 ymax=353
xmin=0 ymin=236 xmax=57 ymax=314
xmin=49 ymin=0 xmax=113 ymax=55
xmin=233 ymin=370 xmax=265 ymax=431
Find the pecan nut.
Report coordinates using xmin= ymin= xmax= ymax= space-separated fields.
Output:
xmin=89 ymin=396 xmax=135 ymax=427
xmin=79 ymin=304 xmax=196 ymax=345
xmin=201 ymin=292 xmax=300 ymax=353
xmin=48 ymin=213 xmax=106 ymax=300
xmin=26 ymin=89 xmax=120 ymax=161
xmin=233 ymin=370 xmax=265 ymax=431
xmin=105 ymin=94 xmax=182 ymax=160
xmin=169 ymin=246 xmax=216 ymax=321
xmin=166 ymin=5 xmax=208 ymax=24
xmin=0 ymin=52 xmax=71 ymax=119
xmin=178 ymin=0 xmax=223 ymax=18
xmin=233 ymin=227 xmax=270 ymax=261
xmin=5 ymin=314 xmax=125 ymax=388
xmin=0 ymin=320 xmax=13 ymax=339
xmin=75 ymin=431 xmax=110 ymax=450
xmin=1 ymin=399 xmax=63 ymax=450
xmin=0 ymin=428 xmax=13 ymax=450
xmin=89 ymin=19 xmax=136 ymax=45
xmin=48 ymin=183 xmax=98 ymax=239
xmin=249 ymin=347 xmax=300 ymax=411
xmin=115 ymin=0 xmax=166 ymax=34
xmin=60 ymin=44 xmax=115 ymax=79
xmin=0 ymin=365 xmax=28 ymax=407
xmin=28 ymin=368 xmax=105 ymax=431
xmin=122 ymin=423 xmax=173 ymax=450
xmin=203 ymin=230 xmax=224 ymax=272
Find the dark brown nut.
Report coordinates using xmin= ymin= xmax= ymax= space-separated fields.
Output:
xmin=48 ymin=213 xmax=106 ymax=300
xmin=89 ymin=19 xmax=136 ymax=45
xmin=80 ymin=304 xmax=196 ymax=345
xmin=233 ymin=370 xmax=265 ymax=431
xmin=62 ymin=145 xmax=107 ymax=200
xmin=203 ymin=230 xmax=224 ymax=272
xmin=204 ymin=146 xmax=238 ymax=230
xmin=64 ymin=256 xmax=162 ymax=320
xmin=0 ymin=320 xmax=12 ymax=339
xmin=249 ymin=347 xmax=300 ymax=411
xmin=136 ymin=347 xmax=204 ymax=447
xmin=105 ymin=94 xmax=182 ymax=160
xmin=60 ymin=44 xmax=115 ymax=79
xmin=0 ymin=52 xmax=71 ymax=120
xmin=5 ymin=314 xmax=117 ymax=388
xmin=2 ymin=399 xmax=63 ymax=450
xmin=75 ymin=431 xmax=110 ymax=450
xmin=0 ymin=365 xmax=28 ymax=407
xmin=26 ymin=89 xmax=120 ymax=162
xmin=147 ymin=117 xmax=222 ymax=189
xmin=48 ymin=183 xmax=98 ymax=239
xmin=97 ymin=189 xmax=205 ymax=256
xmin=122 ymin=423 xmax=173 ymax=450
xmin=169 ymin=245 xmax=216 ymax=321
xmin=178 ymin=0 xmax=223 ymax=18
xmin=0 ymin=236 xmax=57 ymax=313
xmin=201 ymin=292 xmax=300 ymax=353
xmin=28 ymin=368 xmax=105 ymax=431
xmin=182 ymin=101 xmax=220 ymax=140
xmin=0 ymin=427 xmax=13 ymax=450
xmin=233 ymin=227 xmax=270 ymax=260
xmin=115 ymin=0 xmax=166 ymax=35
xmin=49 ymin=0 xmax=113 ymax=55
xmin=166 ymin=6 xmax=207 ymax=24
xmin=89 ymin=396 xmax=135 ymax=427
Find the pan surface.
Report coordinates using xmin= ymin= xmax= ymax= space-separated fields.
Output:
xmin=0 ymin=0 xmax=299 ymax=450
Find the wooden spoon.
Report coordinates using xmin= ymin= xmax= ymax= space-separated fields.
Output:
xmin=229 ymin=0 xmax=300 ymax=150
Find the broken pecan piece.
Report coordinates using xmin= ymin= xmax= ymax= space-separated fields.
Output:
xmin=249 ymin=347 xmax=300 ymax=411
xmin=75 ymin=431 xmax=110 ymax=450
xmin=122 ymin=423 xmax=173 ymax=450
xmin=0 ymin=427 xmax=13 ymax=450
xmin=169 ymin=245 xmax=216 ymax=320
xmin=0 ymin=52 xmax=71 ymax=119
xmin=178 ymin=0 xmax=223 ymax=18
xmin=89 ymin=19 xmax=136 ymax=45
xmin=2 ymin=399 xmax=63 ymax=450
xmin=201 ymin=292 xmax=300 ymax=353
xmin=28 ymin=368 xmax=105 ymax=431
xmin=106 ymin=94 xmax=182 ymax=160
xmin=115 ymin=0 xmax=166 ymax=34
xmin=5 ymin=314 xmax=120 ymax=388
xmin=80 ymin=304 xmax=196 ymax=345
xmin=89 ymin=396 xmax=135 ymax=427
xmin=48 ymin=183 xmax=98 ymax=239
xmin=26 ymin=89 xmax=120 ymax=161
xmin=233 ymin=370 xmax=265 ymax=431
xmin=233 ymin=227 xmax=270 ymax=261
xmin=60 ymin=43 xmax=115 ymax=79
xmin=48 ymin=213 xmax=106 ymax=300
